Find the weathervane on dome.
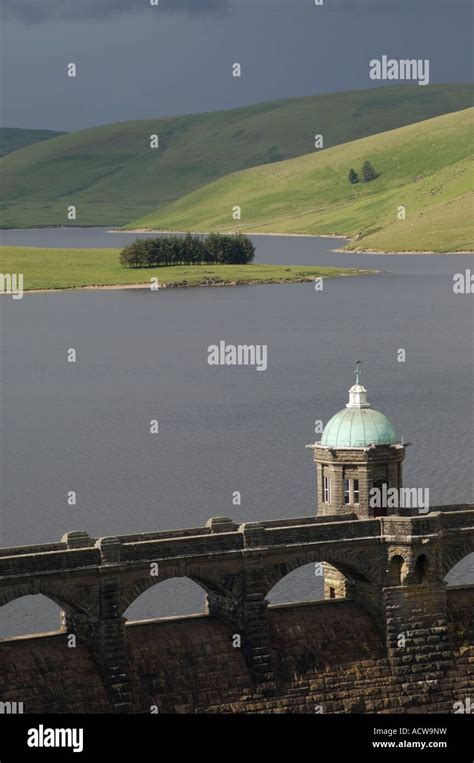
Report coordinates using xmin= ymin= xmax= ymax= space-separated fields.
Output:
xmin=354 ymin=359 xmax=362 ymax=385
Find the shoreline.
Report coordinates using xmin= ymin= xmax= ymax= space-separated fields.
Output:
xmin=112 ymin=229 xmax=349 ymax=241
xmin=112 ymin=229 xmax=474 ymax=255
xmin=1 ymin=271 xmax=375 ymax=295
xmin=2 ymin=227 xmax=472 ymax=254
xmin=334 ymin=247 xmax=474 ymax=255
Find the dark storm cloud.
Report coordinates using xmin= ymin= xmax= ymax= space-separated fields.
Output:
xmin=2 ymin=0 xmax=230 ymax=24
xmin=4 ymin=0 xmax=472 ymax=131
xmin=3 ymin=0 xmax=468 ymax=23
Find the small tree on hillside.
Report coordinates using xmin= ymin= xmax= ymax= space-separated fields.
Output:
xmin=348 ymin=168 xmax=359 ymax=185
xmin=362 ymin=160 xmax=377 ymax=182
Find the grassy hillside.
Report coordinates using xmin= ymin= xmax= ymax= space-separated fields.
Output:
xmin=0 ymin=246 xmax=368 ymax=291
xmin=129 ymin=108 xmax=474 ymax=253
xmin=0 ymin=84 xmax=472 ymax=229
xmin=0 ymin=128 xmax=65 ymax=158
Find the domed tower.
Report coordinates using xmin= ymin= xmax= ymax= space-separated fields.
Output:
xmin=307 ymin=363 xmax=406 ymax=521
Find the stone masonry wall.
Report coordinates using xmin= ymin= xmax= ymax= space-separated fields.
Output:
xmin=0 ymin=588 xmax=472 ymax=714
xmin=0 ymin=633 xmax=111 ymax=713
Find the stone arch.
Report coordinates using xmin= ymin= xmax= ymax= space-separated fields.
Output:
xmin=0 ymin=591 xmax=70 ymax=639
xmin=0 ymin=582 xmax=88 ymax=619
xmin=117 ymin=566 xmax=237 ymax=618
xmin=267 ymin=561 xmax=326 ymax=604
xmin=442 ymin=542 xmax=474 ymax=579
xmin=444 ymin=546 xmax=474 ymax=586
xmin=262 ymin=549 xmax=378 ymax=601
xmin=124 ymin=576 xmax=209 ymax=621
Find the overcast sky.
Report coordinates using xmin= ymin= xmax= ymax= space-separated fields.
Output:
xmin=1 ymin=0 xmax=472 ymax=131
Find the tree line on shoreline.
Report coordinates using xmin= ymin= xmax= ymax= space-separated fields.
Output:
xmin=120 ymin=233 xmax=255 ymax=268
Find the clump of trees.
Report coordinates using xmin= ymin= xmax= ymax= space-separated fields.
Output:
xmin=120 ymin=233 xmax=255 ymax=268
xmin=362 ymin=160 xmax=377 ymax=182
xmin=348 ymin=160 xmax=378 ymax=185
xmin=348 ymin=168 xmax=359 ymax=184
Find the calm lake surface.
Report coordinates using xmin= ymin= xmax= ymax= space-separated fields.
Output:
xmin=0 ymin=229 xmax=473 ymax=636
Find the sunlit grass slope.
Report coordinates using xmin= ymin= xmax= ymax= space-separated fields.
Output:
xmin=1 ymin=84 xmax=472 ymax=229
xmin=129 ymin=108 xmax=473 ymax=253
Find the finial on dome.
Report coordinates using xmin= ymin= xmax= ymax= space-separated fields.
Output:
xmin=354 ymin=359 xmax=361 ymax=385
xmin=347 ymin=360 xmax=370 ymax=408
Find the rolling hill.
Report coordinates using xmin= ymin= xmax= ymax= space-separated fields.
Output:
xmin=0 ymin=128 xmax=66 ymax=158
xmin=0 ymin=84 xmax=472 ymax=229
xmin=128 ymin=108 xmax=474 ymax=253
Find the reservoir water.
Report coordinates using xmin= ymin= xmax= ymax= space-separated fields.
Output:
xmin=0 ymin=229 xmax=473 ymax=636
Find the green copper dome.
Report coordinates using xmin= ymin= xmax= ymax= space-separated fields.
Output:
xmin=321 ymin=363 xmax=398 ymax=448
xmin=321 ymin=406 xmax=397 ymax=447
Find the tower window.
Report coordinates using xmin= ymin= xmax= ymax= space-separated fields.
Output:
xmin=344 ymin=478 xmax=359 ymax=505
xmin=353 ymin=479 xmax=360 ymax=504
xmin=373 ymin=478 xmax=388 ymax=517
xmin=323 ymin=475 xmax=331 ymax=502
xmin=344 ymin=478 xmax=350 ymax=504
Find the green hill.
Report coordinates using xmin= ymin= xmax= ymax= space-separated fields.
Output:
xmin=0 ymin=128 xmax=66 ymax=158
xmin=0 ymin=84 xmax=472 ymax=229
xmin=129 ymin=108 xmax=474 ymax=253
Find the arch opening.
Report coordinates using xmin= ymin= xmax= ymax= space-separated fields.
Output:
xmin=266 ymin=559 xmax=364 ymax=606
xmin=123 ymin=576 xmax=208 ymax=623
xmin=0 ymin=594 xmax=65 ymax=640
xmin=413 ymin=554 xmax=429 ymax=584
xmin=267 ymin=562 xmax=326 ymax=605
xmin=388 ymin=555 xmax=404 ymax=586
xmin=444 ymin=552 xmax=474 ymax=587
